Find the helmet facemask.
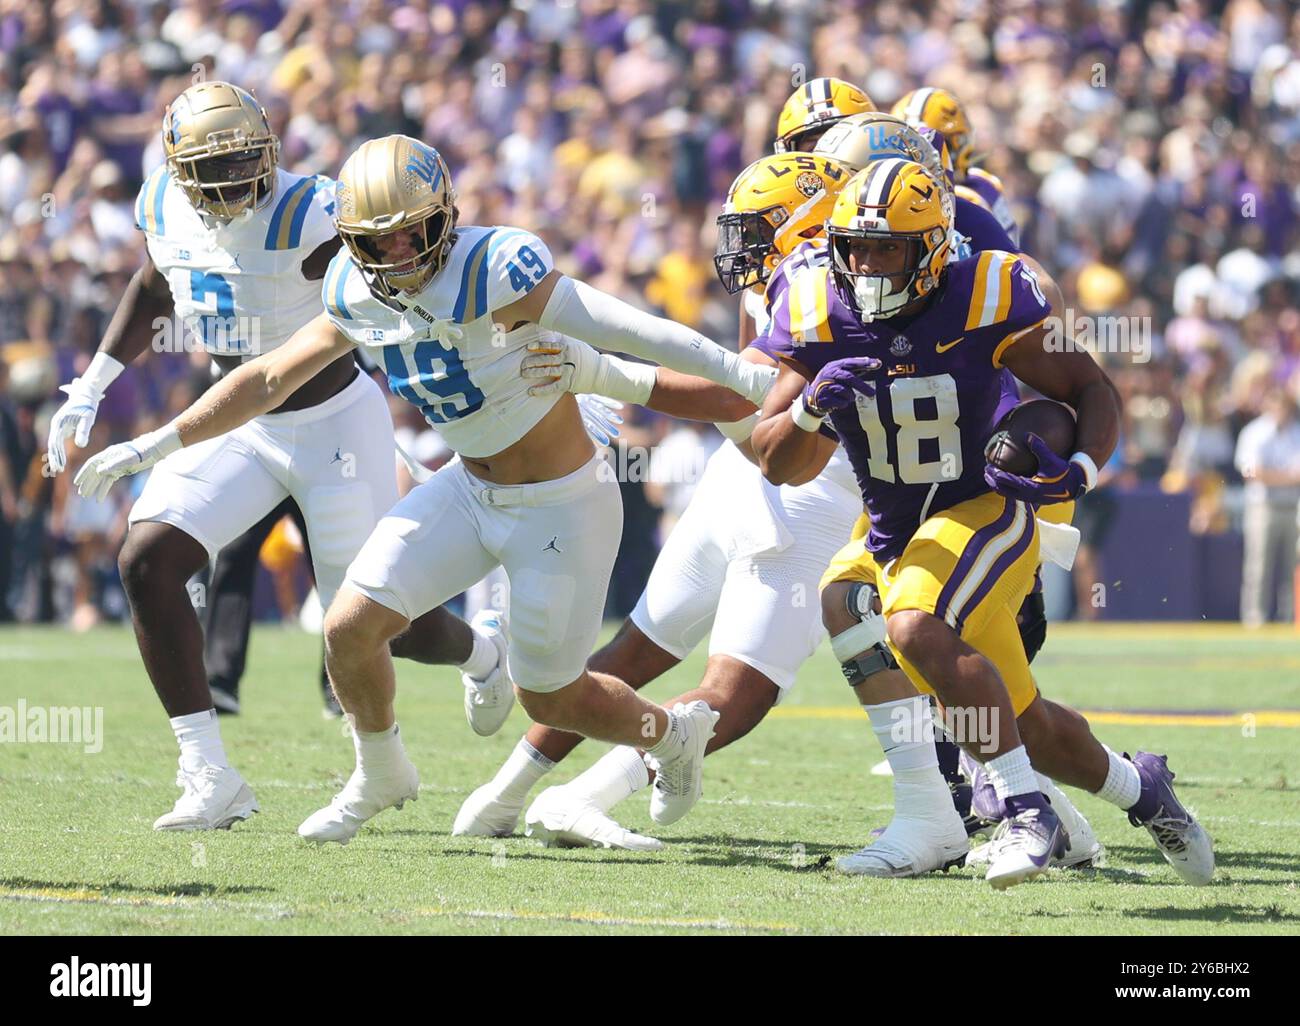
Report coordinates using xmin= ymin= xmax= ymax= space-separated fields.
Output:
xmin=829 ymin=230 xmax=936 ymax=323
xmin=342 ymin=205 xmax=454 ymax=301
xmin=172 ymin=137 xmax=277 ymax=223
xmin=713 ymin=207 xmax=779 ymax=294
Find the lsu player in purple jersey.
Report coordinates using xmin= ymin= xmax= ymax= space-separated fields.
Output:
xmin=812 ymin=111 xmax=1098 ymax=852
xmin=752 ymin=160 xmax=1213 ymax=889
xmin=893 ymin=87 xmax=1019 ymax=247
xmin=453 ymin=152 xmax=860 ymax=848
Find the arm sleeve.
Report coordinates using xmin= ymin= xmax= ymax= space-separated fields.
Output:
xmin=537 ymin=275 xmax=771 ymax=403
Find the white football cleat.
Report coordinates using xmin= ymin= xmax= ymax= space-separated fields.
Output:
xmin=452 ymin=781 xmax=525 ymax=837
xmin=153 ymin=763 xmax=259 ymax=831
xmin=984 ymin=794 xmax=1067 ymax=890
xmin=648 ymin=700 xmax=720 ymax=826
xmin=966 ymin=816 xmax=1103 ymax=870
xmin=870 ymin=758 xmax=894 ymax=777
xmin=298 ymin=756 xmax=419 ymax=845
xmin=462 ymin=609 xmax=515 ymax=737
xmin=525 ymin=786 xmax=663 ymax=851
xmin=837 ymin=815 xmax=969 ymax=877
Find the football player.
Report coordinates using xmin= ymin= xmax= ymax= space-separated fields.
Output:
xmin=49 ymin=84 xmax=510 ymax=831
xmin=773 ymin=77 xmax=875 ymax=154
xmin=751 ymin=160 xmax=1213 ymax=889
xmin=453 ymin=151 xmax=862 ymax=849
xmin=76 ymin=134 xmax=777 ymax=845
xmin=814 ymin=112 xmax=1099 ymax=860
xmin=893 ymin=87 xmax=1019 ymax=246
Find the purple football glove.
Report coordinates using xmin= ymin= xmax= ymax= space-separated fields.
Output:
xmin=984 ymin=433 xmax=1088 ymax=505
xmin=802 ymin=356 xmax=882 ymax=415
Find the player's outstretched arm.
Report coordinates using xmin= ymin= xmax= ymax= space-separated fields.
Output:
xmin=992 ymin=323 xmax=1121 ymax=502
xmin=47 ymin=252 xmax=175 ymax=474
xmin=495 ymin=270 xmax=775 ymax=405
xmin=74 ymin=314 xmax=356 ymax=500
xmin=521 ymin=335 xmax=766 ymax=428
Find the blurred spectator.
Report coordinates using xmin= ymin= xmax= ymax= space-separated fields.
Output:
xmin=0 ymin=0 xmax=1297 ymax=625
xmin=1234 ymin=387 xmax=1300 ymax=626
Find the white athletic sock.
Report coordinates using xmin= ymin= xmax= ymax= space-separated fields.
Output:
xmin=489 ymin=739 xmax=555 ymax=804
xmin=171 ymin=709 xmax=227 ymax=771
xmin=458 ymin=628 xmax=499 ymax=680
xmin=645 ymin=708 xmax=682 ymax=759
xmin=1038 ymin=773 xmax=1085 ymax=835
xmin=566 ymin=746 xmax=649 ymax=812
xmin=1096 ymin=746 xmax=1142 ymax=809
xmin=983 ymin=745 xmax=1039 ymax=801
xmin=865 ymin=697 xmax=952 ymax=813
xmin=352 ymin=723 xmax=405 ymax=775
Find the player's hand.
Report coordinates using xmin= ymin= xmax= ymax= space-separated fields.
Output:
xmin=74 ymin=426 xmax=181 ymax=502
xmin=802 ymin=356 xmax=881 ymax=416
xmin=983 ymin=434 xmax=1088 ymax=505
xmin=521 ymin=336 xmax=602 ymax=396
xmin=47 ymin=379 xmax=105 ymax=475
xmin=576 ymin=394 xmax=623 ymax=446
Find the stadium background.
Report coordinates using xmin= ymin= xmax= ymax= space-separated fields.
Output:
xmin=1 ymin=0 xmax=1298 ymax=631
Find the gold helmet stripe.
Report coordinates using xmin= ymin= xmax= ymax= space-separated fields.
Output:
xmin=859 ymin=156 xmax=909 ymax=210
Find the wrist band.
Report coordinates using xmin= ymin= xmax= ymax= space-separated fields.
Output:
xmin=1069 ymin=451 xmax=1099 ymax=492
xmin=789 ymin=396 xmax=825 ymax=432
xmin=81 ymin=352 xmax=125 ymax=395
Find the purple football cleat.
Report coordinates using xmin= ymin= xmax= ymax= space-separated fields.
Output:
xmin=1126 ymin=752 xmax=1215 ymax=885
xmin=959 ymin=749 xmax=1004 ymax=831
xmin=983 ymin=792 xmax=1068 ymax=890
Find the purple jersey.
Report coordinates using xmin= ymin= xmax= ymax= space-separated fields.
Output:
xmin=961 ymin=167 xmax=1020 ymax=246
xmin=765 ymin=249 xmax=1051 ymax=560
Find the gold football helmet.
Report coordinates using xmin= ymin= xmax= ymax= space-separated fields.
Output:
xmin=163 ymin=81 xmax=279 ymax=222
xmin=891 ymin=87 xmax=975 ymax=176
xmin=827 ymin=159 xmax=953 ymax=321
xmin=714 ymin=152 xmax=851 ymax=294
xmin=335 ymin=135 xmax=456 ymax=298
xmin=774 ymin=78 xmax=874 ymax=153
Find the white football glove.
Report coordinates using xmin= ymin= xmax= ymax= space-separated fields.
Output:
xmin=576 ymin=394 xmax=623 ymax=446
xmin=520 ymin=337 xmax=602 ymax=397
xmin=47 ymin=379 xmax=106 ymax=476
xmin=74 ymin=425 xmax=182 ymax=502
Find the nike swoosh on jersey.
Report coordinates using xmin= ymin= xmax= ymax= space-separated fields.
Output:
xmin=935 ymin=336 xmax=965 ymax=353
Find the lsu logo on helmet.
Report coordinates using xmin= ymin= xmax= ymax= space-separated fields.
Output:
xmin=714 ymin=152 xmax=851 ymax=295
xmin=774 ymin=78 xmax=874 ymax=153
xmin=335 ymin=135 xmax=456 ymax=299
xmin=162 ymin=81 xmax=279 ymax=222
xmin=892 ymin=87 xmax=975 ymax=176
xmin=827 ymin=159 xmax=953 ymax=322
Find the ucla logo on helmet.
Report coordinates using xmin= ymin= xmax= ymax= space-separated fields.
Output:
xmin=405 ymin=144 xmax=444 ymax=188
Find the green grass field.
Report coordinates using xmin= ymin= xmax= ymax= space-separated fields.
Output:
xmin=2 ymin=622 xmax=1298 ymax=935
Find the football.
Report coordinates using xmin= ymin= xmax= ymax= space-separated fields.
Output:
xmin=984 ymin=399 xmax=1077 ymax=476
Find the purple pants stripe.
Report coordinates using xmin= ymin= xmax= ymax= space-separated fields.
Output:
xmin=933 ymin=496 xmax=1015 ymax=624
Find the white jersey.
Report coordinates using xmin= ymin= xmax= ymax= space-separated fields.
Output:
xmin=135 ymin=165 xmax=337 ymax=358
xmin=323 ymin=225 xmax=565 ymax=458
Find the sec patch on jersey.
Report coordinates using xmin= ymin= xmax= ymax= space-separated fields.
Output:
xmin=984 ymin=398 xmax=1077 ymax=476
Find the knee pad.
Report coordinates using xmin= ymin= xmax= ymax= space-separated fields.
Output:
xmin=1016 ymin=590 xmax=1048 ymax=664
xmin=829 ymin=582 xmax=898 ymax=687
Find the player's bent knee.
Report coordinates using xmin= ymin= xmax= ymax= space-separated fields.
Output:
xmin=323 ymin=590 xmax=407 ymax=658
xmin=829 ymin=582 xmax=897 ymax=687
xmin=820 ymin=580 xmax=859 ymax=636
xmin=117 ymin=523 xmax=206 ymax=599
xmin=885 ymin=609 xmax=945 ymax=664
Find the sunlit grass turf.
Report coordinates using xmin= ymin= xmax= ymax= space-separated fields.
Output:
xmin=2 ymin=622 xmax=1298 ymax=935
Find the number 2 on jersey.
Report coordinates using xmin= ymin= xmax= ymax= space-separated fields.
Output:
xmin=856 ymin=374 xmax=963 ymax=484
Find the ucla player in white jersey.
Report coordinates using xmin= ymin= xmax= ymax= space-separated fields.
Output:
xmin=452 ymin=151 xmax=867 ymax=848
xmin=76 ymin=134 xmax=777 ymax=845
xmin=50 ymin=85 xmax=504 ymax=832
